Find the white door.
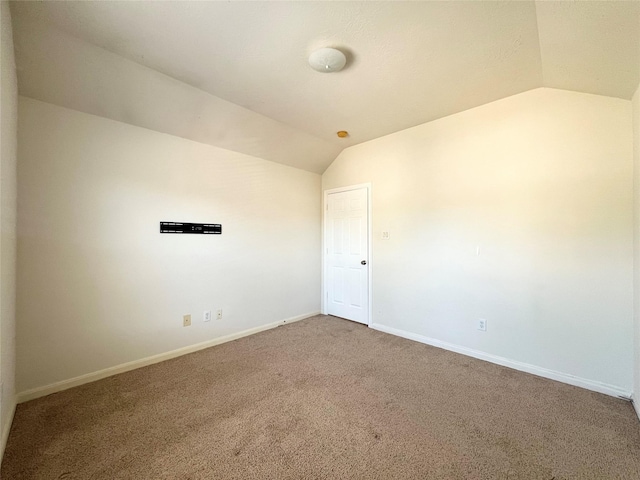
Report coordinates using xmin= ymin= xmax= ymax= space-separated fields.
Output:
xmin=325 ymin=187 xmax=369 ymax=324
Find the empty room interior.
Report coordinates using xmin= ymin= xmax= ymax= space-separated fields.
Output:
xmin=1 ymin=1 xmax=640 ymax=478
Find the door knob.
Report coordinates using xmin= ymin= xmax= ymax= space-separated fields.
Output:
xmin=361 ymin=260 xmax=367 ymax=265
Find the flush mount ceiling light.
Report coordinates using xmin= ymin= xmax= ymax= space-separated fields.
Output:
xmin=308 ymin=47 xmax=347 ymax=73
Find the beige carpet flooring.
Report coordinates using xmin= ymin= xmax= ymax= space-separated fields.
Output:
xmin=2 ymin=315 xmax=640 ymax=479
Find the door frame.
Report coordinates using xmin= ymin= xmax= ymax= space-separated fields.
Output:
xmin=322 ymin=183 xmax=372 ymax=326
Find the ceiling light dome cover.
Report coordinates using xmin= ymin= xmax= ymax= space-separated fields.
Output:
xmin=309 ymin=48 xmax=347 ymax=73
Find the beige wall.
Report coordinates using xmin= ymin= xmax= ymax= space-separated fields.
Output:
xmin=0 ymin=0 xmax=18 ymax=459
xmin=17 ymin=97 xmax=321 ymax=395
xmin=323 ymin=88 xmax=634 ymax=394
xmin=633 ymin=82 xmax=640 ymax=415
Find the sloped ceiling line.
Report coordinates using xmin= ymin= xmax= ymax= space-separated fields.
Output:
xmin=9 ymin=1 xmax=640 ymax=174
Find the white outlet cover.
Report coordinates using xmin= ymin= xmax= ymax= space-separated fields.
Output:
xmin=204 ymin=310 xmax=211 ymax=322
xmin=478 ymin=319 xmax=487 ymax=331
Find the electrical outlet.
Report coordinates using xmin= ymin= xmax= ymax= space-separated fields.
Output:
xmin=216 ymin=309 xmax=223 ymax=320
xmin=478 ymin=318 xmax=487 ymax=331
xmin=183 ymin=314 xmax=192 ymax=327
xmin=204 ymin=310 xmax=211 ymax=322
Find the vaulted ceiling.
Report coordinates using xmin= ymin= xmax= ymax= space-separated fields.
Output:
xmin=10 ymin=1 xmax=640 ymax=173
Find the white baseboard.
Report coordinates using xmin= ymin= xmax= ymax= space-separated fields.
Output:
xmin=370 ymin=323 xmax=632 ymax=400
xmin=1 ymin=399 xmax=16 ymax=463
xmin=17 ymin=311 xmax=319 ymax=404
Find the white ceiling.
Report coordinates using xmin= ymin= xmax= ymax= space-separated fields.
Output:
xmin=10 ymin=1 xmax=640 ymax=173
